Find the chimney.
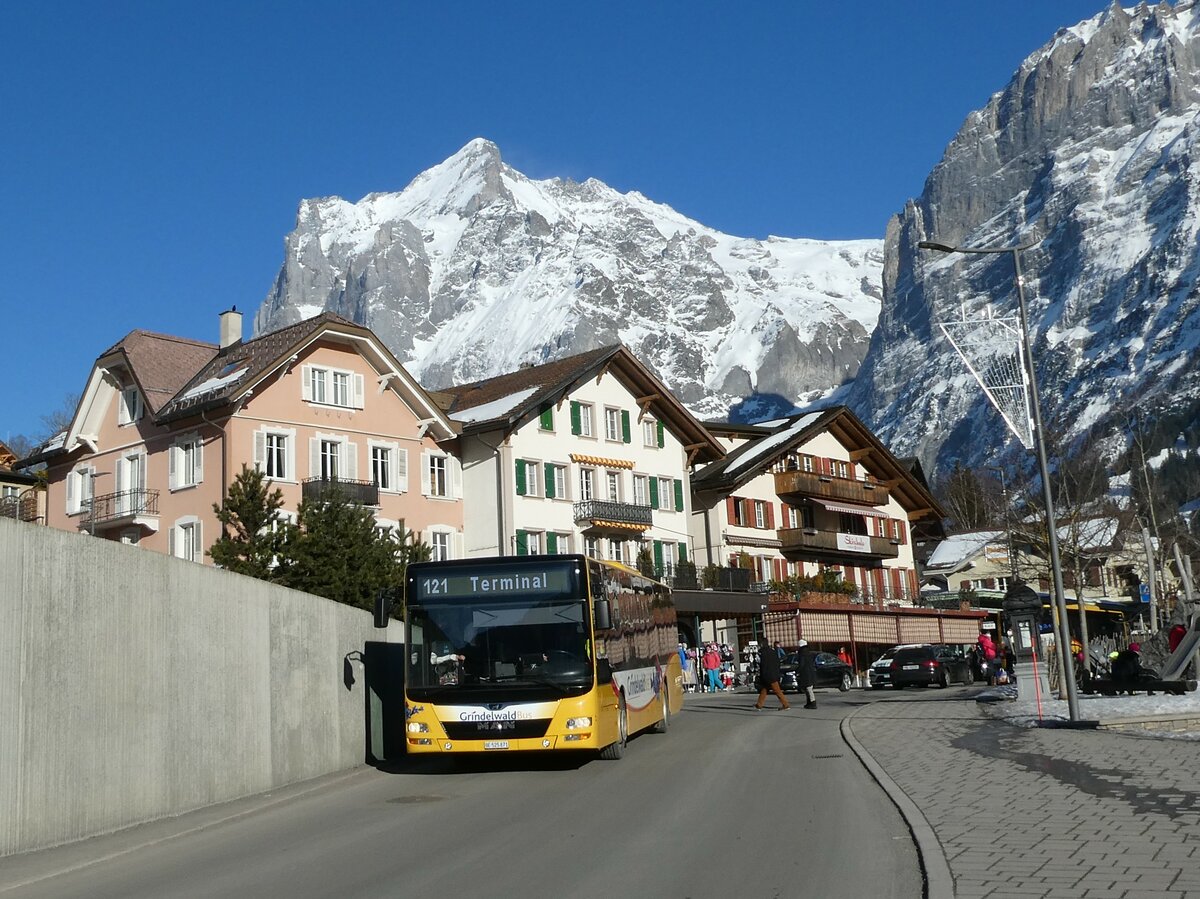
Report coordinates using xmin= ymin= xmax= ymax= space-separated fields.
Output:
xmin=219 ymin=306 xmax=242 ymax=349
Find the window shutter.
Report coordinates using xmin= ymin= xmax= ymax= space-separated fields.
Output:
xmin=899 ymin=521 xmax=907 ymax=544
xmin=114 ymin=458 xmax=125 ymax=496
xmin=169 ymin=525 xmax=176 ymax=557
xmin=353 ymin=373 xmax=365 ymax=408
xmin=544 ymin=463 xmax=555 ymax=499
xmin=168 ymin=445 xmax=178 ymax=490
xmin=450 ymin=456 xmax=462 ymax=498
xmin=673 ymin=479 xmax=684 ymax=512
xmin=621 ymin=410 xmax=631 ymax=443
xmin=452 ymin=532 xmax=464 ymax=560
xmin=765 ymin=502 xmax=775 ymax=529
xmin=726 ymin=496 xmax=737 ymax=525
xmin=420 ymin=452 xmax=431 ymax=496
xmin=653 ymin=540 xmax=664 ymax=571
xmin=66 ymin=471 xmax=76 ymax=513
xmin=301 ymin=365 xmax=313 ymax=401
xmin=657 ymin=421 xmax=665 ymax=448
xmin=515 ymin=459 xmax=527 ymax=495
xmin=516 ymin=529 xmax=529 ymax=556
xmin=310 ymin=439 xmax=321 ymax=479
xmin=397 ymin=449 xmax=408 ymax=492
xmin=254 ymin=431 xmax=265 ymax=471
xmin=193 ymin=521 xmax=203 ymax=560
xmin=649 ymin=477 xmax=659 ymax=510
xmin=678 ymin=543 xmax=688 ymax=563
xmin=540 ymin=405 xmax=554 ymax=430
xmin=345 ymin=442 xmax=358 ymax=481
xmin=570 ymin=401 xmax=581 ymax=435
xmin=546 ymin=532 xmax=558 ymax=554
xmin=195 ymin=438 xmax=203 ymax=484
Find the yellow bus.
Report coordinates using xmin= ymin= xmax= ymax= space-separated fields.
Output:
xmin=402 ymin=554 xmax=682 ymax=759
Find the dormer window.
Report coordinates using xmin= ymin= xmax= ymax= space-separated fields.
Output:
xmin=118 ymin=387 xmax=144 ymax=425
xmin=302 ymin=364 xmax=364 ymax=409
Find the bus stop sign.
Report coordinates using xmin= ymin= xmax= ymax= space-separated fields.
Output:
xmin=1139 ymin=584 xmax=1151 ymax=604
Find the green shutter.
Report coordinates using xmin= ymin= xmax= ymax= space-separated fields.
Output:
xmin=516 ymin=529 xmax=529 ymax=556
xmin=540 ymin=404 xmax=554 ymax=431
xmin=649 ymin=477 xmax=659 ymax=510
xmin=570 ymin=401 xmax=581 ymax=435
xmin=657 ymin=421 xmax=665 ymax=448
xmin=673 ymin=479 xmax=684 ymax=512
xmin=653 ymin=540 xmax=664 ymax=571
xmin=546 ymin=532 xmax=558 ymax=553
xmin=678 ymin=542 xmax=688 ymax=563
xmin=621 ymin=409 xmax=631 ymax=443
xmin=515 ymin=459 xmax=527 ymax=495
xmin=544 ymin=462 xmax=556 ymax=499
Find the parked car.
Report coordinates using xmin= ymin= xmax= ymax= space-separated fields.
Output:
xmin=888 ymin=645 xmax=973 ymax=688
xmin=779 ymin=651 xmax=854 ymax=693
xmin=868 ymin=643 xmax=928 ymax=689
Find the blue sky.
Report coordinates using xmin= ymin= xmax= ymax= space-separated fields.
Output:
xmin=1 ymin=1 xmax=1112 ymax=447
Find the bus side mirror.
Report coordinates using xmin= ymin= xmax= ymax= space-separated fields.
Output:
xmin=373 ymin=588 xmax=392 ymax=629
xmin=593 ymin=598 xmax=612 ymax=631
xmin=596 ymin=658 xmax=614 ymax=685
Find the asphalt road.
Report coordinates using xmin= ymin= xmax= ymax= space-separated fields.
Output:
xmin=0 ymin=690 xmax=922 ymax=899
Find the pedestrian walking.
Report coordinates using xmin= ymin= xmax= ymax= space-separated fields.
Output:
xmin=796 ymin=639 xmax=819 ymax=709
xmin=702 ymin=643 xmax=724 ymax=692
xmin=754 ymin=641 xmax=790 ymax=710
xmin=837 ymin=645 xmax=852 ymax=666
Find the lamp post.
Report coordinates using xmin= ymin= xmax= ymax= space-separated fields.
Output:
xmin=919 ymin=240 xmax=1081 ymax=720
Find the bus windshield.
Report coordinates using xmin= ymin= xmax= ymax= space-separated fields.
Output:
xmin=405 ymin=558 xmax=592 ymax=698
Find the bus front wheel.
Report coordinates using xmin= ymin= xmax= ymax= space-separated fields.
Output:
xmin=600 ymin=694 xmax=628 ymax=760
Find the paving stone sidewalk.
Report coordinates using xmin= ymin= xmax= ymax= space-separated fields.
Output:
xmin=846 ymin=695 xmax=1200 ymax=899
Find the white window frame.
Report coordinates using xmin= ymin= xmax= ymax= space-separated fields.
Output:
xmin=169 ymin=432 xmax=203 ymax=491
xmin=606 ymin=470 xmax=621 ymax=502
xmin=302 ymin=363 xmax=364 ymax=410
xmin=642 ymin=418 xmax=657 ymax=447
xmin=755 ymin=501 xmax=766 ymax=529
xmin=579 ymin=467 xmax=595 ymax=502
xmin=319 ymin=438 xmax=341 ymax=480
xmin=171 ymin=516 xmax=203 ymax=562
xmin=585 ymin=536 xmax=601 ymax=559
xmin=786 ymin=505 xmax=798 ymax=529
xmin=633 ymin=474 xmax=648 ymax=506
xmin=578 ymin=402 xmax=594 ymax=438
xmin=67 ymin=464 xmax=96 ymax=516
xmin=118 ymin=386 xmax=143 ymax=425
xmin=604 ymin=407 xmax=621 ymax=442
xmin=552 ymin=464 xmax=567 ymax=500
xmin=657 ymin=476 xmax=672 ymax=511
xmin=255 ymin=428 xmax=296 ymax=482
xmin=424 ymin=525 xmax=461 ymax=560
xmin=422 ymin=451 xmax=461 ymax=500
xmin=524 ymin=459 xmax=541 ymax=498
xmin=369 ymin=440 xmax=402 ymax=493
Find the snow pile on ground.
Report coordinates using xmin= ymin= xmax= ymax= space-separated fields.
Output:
xmin=985 ymin=688 xmax=1200 ymax=740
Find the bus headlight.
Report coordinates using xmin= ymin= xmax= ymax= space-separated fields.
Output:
xmin=407 ymin=722 xmax=429 ymax=733
xmin=565 ymin=717 xmax=592 ymax=729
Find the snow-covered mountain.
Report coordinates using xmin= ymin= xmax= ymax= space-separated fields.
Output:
xmin=253 ymin=139 xmax=883 ymax=420
xmin=849 ymin=1 xmax=1200 ymax=472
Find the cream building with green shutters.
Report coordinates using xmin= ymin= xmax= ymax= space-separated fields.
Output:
xmin=438 ymin=346 xmax=723 ymax=568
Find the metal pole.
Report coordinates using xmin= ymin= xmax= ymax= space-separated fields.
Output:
xmin=1011 ymin=248 xmax=1080 ymax=719
xmin=1141 ymin=526 xmax=1159 ymax=635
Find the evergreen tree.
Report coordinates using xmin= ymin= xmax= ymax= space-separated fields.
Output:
xmin=275 ymin=483 xmax=429 ymax=612
xmin=209 ymin=465 xmax=289 ymax=579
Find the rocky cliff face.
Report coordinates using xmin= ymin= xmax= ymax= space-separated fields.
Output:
xmin=254 ymin=139 xmax=883 ymax=420
xmin=849 ymin=1 xmax=1200 ymax=470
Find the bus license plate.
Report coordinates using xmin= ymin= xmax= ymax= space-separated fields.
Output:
xmin=484 ymin=740 xmax=510 ymax=750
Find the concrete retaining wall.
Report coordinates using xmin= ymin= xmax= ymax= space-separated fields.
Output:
xmin=0 ymin=517 xmax=395 ymax=856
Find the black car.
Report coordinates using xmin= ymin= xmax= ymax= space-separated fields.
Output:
xmin=888 ymin=645 xmax=973 ymax=688
xmin=779 ymin=651 xmax=854 ymax=693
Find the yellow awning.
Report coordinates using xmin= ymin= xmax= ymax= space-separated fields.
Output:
xmin=588 ymin=520 xmax=649 ymax=532
xmin=570 ymin=453 xmax=635 ymax=469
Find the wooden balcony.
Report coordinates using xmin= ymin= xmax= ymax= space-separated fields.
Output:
xmin=773 ymin=469 xmax=889 ymax=506
xmin=777 ymin=526 xmax=899 ymax=561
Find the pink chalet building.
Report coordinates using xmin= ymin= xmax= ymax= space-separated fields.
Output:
xmin=29 ymin=310 xmax=463 ymax=561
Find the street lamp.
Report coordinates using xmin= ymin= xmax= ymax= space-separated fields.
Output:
xmin=918 ymin=240 xmax=1081 ymax=721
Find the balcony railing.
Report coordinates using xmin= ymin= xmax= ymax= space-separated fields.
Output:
xmin=573 ymin=499 xmax=653 ymax=529
xmin=0 ymin=492 xmax=39 ymax=522
xmin=772 ymin=468 xmax=889 ymax=506
xmin=301 ymin=477 xmax=379 ymax=506
xmin=85 ymin=488 xmax=160 ymax=525
xmin=777 ymin=526 xmax=899 ymax=560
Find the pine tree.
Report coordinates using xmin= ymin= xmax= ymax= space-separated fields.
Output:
xmin=274 ymin=483 xmax=430 ymax=611
xmin=209 ymin=465 xmax=290 ymax=579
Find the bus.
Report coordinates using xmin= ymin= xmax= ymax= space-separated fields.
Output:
xmin=401 ymin=554 xmax=682 ymax=759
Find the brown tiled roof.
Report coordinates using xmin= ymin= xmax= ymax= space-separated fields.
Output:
xmin=439 ymin=346 xmax=622 ymax=431
xmin=157 ymin=312 xmax=364 ymax=422
xmin=112 ymin=331 xmax=219 ymax=415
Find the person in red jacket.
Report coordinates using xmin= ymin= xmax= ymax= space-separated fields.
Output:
xmin=702 ymin=643 xmax=724 ymax=692
xmin=1169 ymin=623 xmax=1188 ymax=654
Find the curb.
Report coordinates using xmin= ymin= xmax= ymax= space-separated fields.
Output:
xmin=840 ymin=705 xmax=954 ymax=899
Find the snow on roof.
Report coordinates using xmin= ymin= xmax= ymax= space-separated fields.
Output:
xmin=724 ymin=412 xmax=824 ymax=477
xmin=1060 ymin=517 xmax=1118 ymax=550
xmin=43 ymin=431 xmax=67 ymax=452
xmin=448 ymin=386 xmax=540 ymax=424
xmin=925 ymin=531 xmax=1006 ymax=569
xmin=176 ymin=367 xmax=248 ymax=403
